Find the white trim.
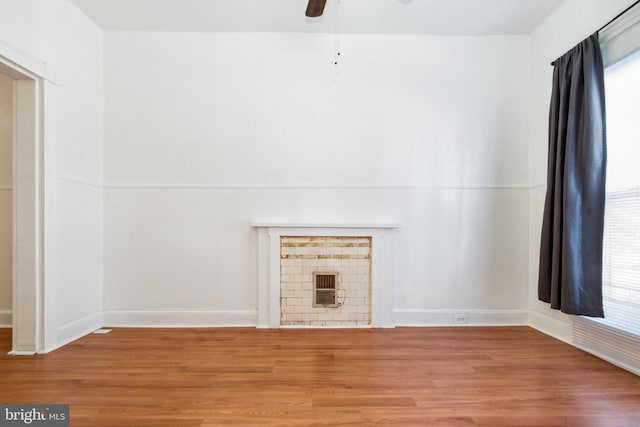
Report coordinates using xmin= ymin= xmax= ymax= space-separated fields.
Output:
xmin=103 ymin=310 xmax=257 ymax=327
xmin=394 ymin=309 xmax=529 ymax=326
xmin=253 ymin=222 xmax=401 ymax=229
xmin=572 ymin=317 xmax=640 ymax=376
xmin=0 ymin=310 xmax=12 ymax=327
xmin=600 ymin=2 xmax=640 ymax=67
xmin=569 ymin=339 xmax=640 ymax=376
xmin=255 ymin=225 xmax=397 ymax=329
xmin=8 ymin=350 xmax=36 ymax=356
xmin=528 ymin=310 xmax=573 ymax=343
xmin=103 ymin=183 xmax=531 ymax=191
xmin=0 ymin=41 xmax=47 ymax=81
xmin=1 ymin=42 xmax=52 ymax=355
xmin=41 ymin=80 xmax=58 ymax=353
xmin=58 ymin=176 xmax=102 ymax=189
xmin=52 ymin=312 xmax=103 ymax=352
xmin=529 ymin=311 xmax=640 ymax=376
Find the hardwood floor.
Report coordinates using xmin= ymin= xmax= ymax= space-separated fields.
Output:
xmin=1 ymin=327 xmax=639 ymax=426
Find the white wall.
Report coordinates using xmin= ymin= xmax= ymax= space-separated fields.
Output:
xmin=0 ymin=0 xmax=103 ymax=348
xmin=0 ymin=72 xmax=12 ymax=327
xmin=0 ymin=0 xmax=634 ymax=342
xmin=104 ymin=33 xmax=530 ymax=326
xmin=528 ymin=0 xmax=637 ymax=339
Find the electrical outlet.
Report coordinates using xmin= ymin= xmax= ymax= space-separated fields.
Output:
xmin=453 ymin=313 xmax=468 ymax=324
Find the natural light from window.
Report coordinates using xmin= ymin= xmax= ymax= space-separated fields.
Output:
xmin=602 ymin=49 xmax=640 ymax=336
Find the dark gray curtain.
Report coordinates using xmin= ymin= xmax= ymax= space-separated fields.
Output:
xmin=538 ymin=33 xmax=607 ymax=317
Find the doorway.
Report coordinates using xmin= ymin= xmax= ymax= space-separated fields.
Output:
xmin=0 ymin=47 xmax=53 ymax=354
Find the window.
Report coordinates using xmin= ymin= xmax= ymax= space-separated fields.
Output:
xmin=572 ymin=3 xmax=640 ymax=375
xmin=601 ymin=49 xmax=640 ymax=336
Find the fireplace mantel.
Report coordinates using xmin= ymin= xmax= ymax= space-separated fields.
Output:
xmin=252 ymin=222 xmax=401 ymax=229
xmin=252 ymin=223 xmax=399 ymax=328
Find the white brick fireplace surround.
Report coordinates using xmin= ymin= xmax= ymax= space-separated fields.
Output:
xmin=253 ymin=223 xmax=399 ymax=328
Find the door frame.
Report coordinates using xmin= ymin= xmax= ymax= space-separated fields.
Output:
xmin=0 ymin=41 xmax=57 ymax=354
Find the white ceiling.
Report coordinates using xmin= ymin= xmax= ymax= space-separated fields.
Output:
xmin=69 ymin=0 xmax=567 ymax=35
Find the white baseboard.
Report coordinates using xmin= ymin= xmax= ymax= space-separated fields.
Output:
xmin=393 ymin=309 xmax=528 ymax=327
xmin=53 ymin=311 xmax=104 ymax=352
xmin=528 ymin=309 xmax=573 ymax=343
xmin=103 ymin=310 xmax=257 ymax=327
xmin=0 ymin=309 xmax=12 ymax=327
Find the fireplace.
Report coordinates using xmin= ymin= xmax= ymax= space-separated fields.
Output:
xmin=281 ymin=236 xmax=371 ymax=326
xmin=253 ymin=223 xmax=399 ymax=328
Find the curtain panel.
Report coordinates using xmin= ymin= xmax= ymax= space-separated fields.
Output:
xmin=538 ymin=34 xmax=607 ymax=317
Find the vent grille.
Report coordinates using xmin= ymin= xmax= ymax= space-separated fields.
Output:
xmin=573 ymin=317 xmax=640 ymax=375
xmin=313 ymin=272 xmax=338 ymax=307
xmin=316 ymin=274 xmax=336 ymax=289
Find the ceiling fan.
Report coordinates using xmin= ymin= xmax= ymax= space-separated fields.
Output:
xmin=305 ymin=0 xmax=328 ymax=17
xmin=305 ymin=0 xmax=413 ymax=17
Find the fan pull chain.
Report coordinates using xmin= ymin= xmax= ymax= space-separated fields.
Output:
xmin=335 ymin=0 xmax=341 ymax=65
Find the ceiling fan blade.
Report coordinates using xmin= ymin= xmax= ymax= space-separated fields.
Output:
xmin=306 ymin=0 xmax=327 ymax=17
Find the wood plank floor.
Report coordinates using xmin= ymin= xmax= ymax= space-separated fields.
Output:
xmin=1 ymin=327 xmax=639 ymax=426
